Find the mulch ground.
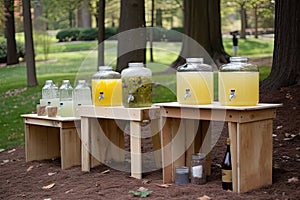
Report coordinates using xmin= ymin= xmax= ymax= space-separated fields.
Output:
xmin=1 ymin=68 xmax=300 ymax=199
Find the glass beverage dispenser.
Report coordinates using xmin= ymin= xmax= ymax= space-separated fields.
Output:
xmin=92 ymin=66 xmax=122 ymax=106
xmin=177 ymin=58 xmax=213 ymax=105
xmin=218 ymin=57 xmax=259 ymax=106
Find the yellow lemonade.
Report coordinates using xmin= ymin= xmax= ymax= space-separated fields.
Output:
xmin=92 ymin=79 xmax=122 ymax=106
xmin=218 ymin=72 xmax=259 ymax=106
xmin=177 ymin=72 xmax=213 ymax=104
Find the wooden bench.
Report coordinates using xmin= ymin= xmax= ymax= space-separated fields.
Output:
xmin=78 ymin=105 xmax=161 ymax=179
xmin=156 ymin=102 xmax=281 ymax=193
xmin=21 ymin=114 xmax=81 ymax=169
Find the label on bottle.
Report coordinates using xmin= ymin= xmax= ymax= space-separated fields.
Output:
xmin=222 ymin=169 xmax=232 ymax=183
xmin=192 ymin=165 xmax=203 ymax=178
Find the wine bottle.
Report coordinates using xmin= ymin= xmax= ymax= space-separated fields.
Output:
xmin=221 ymin=137 xmax=233 ymax=190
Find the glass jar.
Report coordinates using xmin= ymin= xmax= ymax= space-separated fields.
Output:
xmin=175 ymin=166 xmax=189 ymax=185
xmin=74 ymin=80 xmax=92 ymax=117
xmin=40 ymin=80 xmax=59 ymax=107
xmin=121 ymin=62 xmax=152 ymax=108
xmin=177 ymin=58 xmax=213 ymax=105
xmin=92 ymin=66 xmax=122 ymax=106
xmin=59 ymin=80 xmax=74 ymax=117
xmin=218 ymin=57 xmax=259 ymax=106
xmin=190 ymin=153 xmax=206 ymax=184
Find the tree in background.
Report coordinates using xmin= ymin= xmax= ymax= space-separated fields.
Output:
xmin=22 ymin=0 xmax=38 ymax=87
xmin=261 ymin=0 xmax=300 ymax=90
xmin=77 ymin=0 xmax=92 ymax=28
xmin=173 ymin=0 xmax=229 ymax=68
xmin=117 ymin=0 xmax=146 ymax=72
xmin=4 ymin=0 xmax=19 ymax=65
xmin=97 ymin=0 xmax=105 ymax=67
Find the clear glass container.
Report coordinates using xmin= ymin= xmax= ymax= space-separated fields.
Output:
xmin=218 ymin=57 xmax=259 ymax=106
xmin=121 ymin=62 xmax=152 ymax=108
xmin=190 ymin=153 xmax=206 ymax=184
xmin=92 ymin=66 xmax=122 ymax=106
xmin=74 ymin=80 xmax=92 ymax=117
xmin=175 ymin=166 xmax=189 ymax=185
xmin=40 ymin=80 xmax=59 ymax=107
xmin=59 ymin=80 xmax=74 ymax=117
xmin=177 ymin=58 xmax=213 ymax=104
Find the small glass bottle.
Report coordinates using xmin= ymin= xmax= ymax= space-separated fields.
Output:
xmin=40 ymin=80 xmax=59 ymax=107
xmin=59 ymin=80 xmax=74 ymax=117
xmin=175 ymin=166 xmax=189 ymax=185
xmin=221 ymin=138 xmax=232 ymax=190
xmin=74 ymin=80 xmax=92 ymax=117
xmin=190 ymin=153 xmax=206 ymax=184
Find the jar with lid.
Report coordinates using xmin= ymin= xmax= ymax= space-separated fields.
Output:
xmin=91 ymin=66 xmax=122 ymax=106
xmin=218 ymin=57 xmax=259 ymax=106
xmin=177 ymin=58 xmax=213 ymax=105
xmin=59 ymin=80 xmax=74 ymax=117
xmin=40 ymin=80 xmax=59 ymax=107
xmin=74 ymin=80 xmax=92 ymax=116
xmin=121 ymin=62 xmax=152 ymax=108
xmin=190 ymin=153 xmax=206 ymax=184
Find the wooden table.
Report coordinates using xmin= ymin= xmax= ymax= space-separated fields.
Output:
xmin=78 ymin=105 xmax=161 ymax=179
xmin=156 ymin=102 xmax=281 ymax=193
xmin=21 ymin=114 xmax=81 ymax=169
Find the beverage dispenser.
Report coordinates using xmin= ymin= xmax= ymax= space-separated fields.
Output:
xmin=218 ymin=57 xmax=259 ymax=106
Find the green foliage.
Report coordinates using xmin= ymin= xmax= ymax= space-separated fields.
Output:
xmin=56 ymin=28 xmax=80 ymax=42
xmin=34 ymin=31 xmax=53 ymax=60
xmin=105 ymin=27 xmax=118 ymax=39
xmin=78 ymin=28 xmax=98 ymax=41
xmin=129 ymin=189 xmax=152 ymax=198
xmin=0 ymin=40 xmax=25 ymax=63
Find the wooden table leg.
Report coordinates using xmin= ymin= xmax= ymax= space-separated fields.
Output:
xmin=162 ymin=117 xmax=173 ymax=183
xmin=151 ymin=118 xmax=162 ymax=168
xmin=130 ymin=120 xmax=142 ymax=179
xmin=228 ymin=122 xmax=238 ymax=192
xmin=60 ymin=127 xmax=81 ymax=169
xmin=81 ymin=117 xmax=91 ymax=172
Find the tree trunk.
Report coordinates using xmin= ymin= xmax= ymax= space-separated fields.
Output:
xmin=240 ymin=5 xmax=247 ymax=39
xmin=98 ymin=0 xmax=105 ymax=67
xmin=77 ymin=0 xmax=92 ymax=28
xmin=254 ymin=6 xmax=258 ymax=39
xmin=117 ymin=0 xmax=146 ymax=72
xmin=261 ymin=0 xmax=300 ymax=90
xmin=171 ymin=0 xmax=229 ymax=69
xmin=4 ymin=0 xmax=19 ymax=65
xmin=22 ymin=0 xmax=38 ymax=87
xmin=149 ymin=0 xmax=154 ymax=62
xmin=33 ymin=0 xmax=44 ymax=31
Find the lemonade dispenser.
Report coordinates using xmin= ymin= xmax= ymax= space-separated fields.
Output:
xmin=218 ymin=57 xmax=259 ymax=106
xmin=177 ymin=58 xmax=213 ymax=104
xmin=92 ymin=66 xmax=122 ymax=106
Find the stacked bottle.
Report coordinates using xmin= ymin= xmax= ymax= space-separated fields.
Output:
xmin=40 ymin=80 xmax=59 ymax=107
xmin=59 ymin=80 xmax=74 ymax=117
xmin=121 ymin=62 xmax=152 ymax=108
xmin=92 ymin=66 xmax=122 ymax=106
xmin=74 ymin=80 xmax=92 ymax=116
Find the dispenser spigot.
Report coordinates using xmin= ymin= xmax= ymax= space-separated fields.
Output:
xmin=128 ymin=92 xmax=134 ymax=103
xmin=229 ymin=89 xmax=236 ymax=101
xmin=98 ymin=92 xmax=104 ymax=101
xmin=184 ymin=88 xmax=191 ymax=100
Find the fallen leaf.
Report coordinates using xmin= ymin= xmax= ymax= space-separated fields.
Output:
xmin=3 ymin=159 xmax=9 ymax=163
xmin=272 ymin=134 xmax=277 ymax=137
xmin=138 ymin=187 xmax=148 ymax=191
xmin=101 ymin=169 xmax=110 ymax=174
xmin=288 ymin=177 xmax=299 ymax=183
xmin=296 ymin=147 xmax=300 ymax=151
xmin=197 ymin=195 xmax=212 ymax=200
xmin=0 ymin=149 xmax=5 ymax=153
xmin=155 ymin=183 xmax=172 ymax=188
xmin=42 ymin=183 xmax=55 ymax=189
xmin=282 ymin=155 xmax=290 ymax=160
xmin=276 ymin=125 xmax=283 ymax=130
xmin=44 ymin=198 xmax=52 ymax=200
xmin=65 ymin=189 xmax=73 ymax=194
xmin=142 ymin=179 xmax=151 ymax=184
xmin=27 ymin=166 xmax=34 ymax=172
xmin=7 ymin=149 xmax=16 ymax=154
xmin=48 ymin=172 xmax=57 ymax=176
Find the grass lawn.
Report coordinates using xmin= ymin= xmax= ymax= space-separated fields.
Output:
xmin=0 ymin=37 xmax=273 ymax=149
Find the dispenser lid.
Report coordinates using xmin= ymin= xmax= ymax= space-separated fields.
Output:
xmin=92 ymin=66 xmax=121 ymax=79
xmin=219 ymin=57 xmax=258 ymax=72
xmin=177 ymin=57 xmax=212 ymax=72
